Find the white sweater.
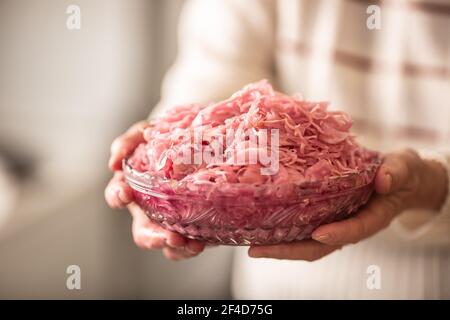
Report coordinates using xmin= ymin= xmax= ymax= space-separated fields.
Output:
xmin=151 ymin=0 xmax=450 ymax=299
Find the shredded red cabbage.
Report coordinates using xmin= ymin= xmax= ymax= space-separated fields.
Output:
xmin=129 ymin=80 xmax=377 ymax=186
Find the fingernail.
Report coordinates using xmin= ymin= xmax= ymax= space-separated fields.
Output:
xmin=185 ymin=241 xmax=199 ymax=254
xmin=313 ymin=233 xmax=330 ymax=242
xmin=166 ymin=238 xmax=186 ymax=250
xmin=176 ymin=245 xmax=186 ymax=251
xmin=167 ymin=243 xmax=184 ymax=250
xmin=248 ymin=248 xmax=261 ymax=258
xmin=185 ymin=246 xmax=196 ymax=254
xmin=112 ymin=186 xmax=121 ymax=197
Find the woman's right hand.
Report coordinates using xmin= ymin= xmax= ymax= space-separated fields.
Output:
xmin=104 ymin=121 xmax=205 ymax=260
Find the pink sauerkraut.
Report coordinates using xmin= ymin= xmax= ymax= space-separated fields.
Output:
xmin=129 ymin=80 xmax=377 ymax=187
xmin=124 ymin=80 xmax=380 ymax=244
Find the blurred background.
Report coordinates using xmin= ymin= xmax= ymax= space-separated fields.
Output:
xmin=0 ymin=0 xmax=233 ymax=299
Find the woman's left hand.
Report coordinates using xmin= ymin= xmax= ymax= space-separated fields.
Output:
xmin=248 ymin=149 xmax=448 ymax=261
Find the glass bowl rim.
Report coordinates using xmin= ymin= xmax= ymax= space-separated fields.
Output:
xmin=122 ymin=156 xmax=381 ymax=202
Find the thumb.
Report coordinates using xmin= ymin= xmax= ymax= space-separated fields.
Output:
xmin=375 ymin=150 xmax=417 ymax=195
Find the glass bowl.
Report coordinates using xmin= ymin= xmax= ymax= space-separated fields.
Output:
xmin=123 ymin=158 xmax=380 ymax=245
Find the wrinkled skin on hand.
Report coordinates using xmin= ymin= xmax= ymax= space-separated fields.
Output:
xmin=248 ymin=149 xmax=448 ymax=261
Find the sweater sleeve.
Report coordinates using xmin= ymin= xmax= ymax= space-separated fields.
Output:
xmin=391 ymin=150 xmax=450 ymax=247
xmin=149 ymin=0 xmax=276 ymax=119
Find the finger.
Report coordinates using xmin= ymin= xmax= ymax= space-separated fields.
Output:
xmin=375 ymin=149 xmax=418 ymax=195
xmin=248 ymin=240 xmax=340 ymax=261
xmin=105 ymin=172 xmax=134 ymax=208
xmin=108 ymin=121 xmax=149 ymax=171
xmin=163 ymin=241 xmax=206 ymax=260
xmin=104 ymin=183 xmax=121 ymax=208
xmin=185 ymin=239 xmax=206 ymax=255
xmin=128 ymin=203 xmax=167 ymax=249
xmin=128 ymin=202 xmax=190 ymax=250
xmin=162 ymin=247 xmax=195 ymax=261
xmin=312 ymin=195 xmax=398 ymax=245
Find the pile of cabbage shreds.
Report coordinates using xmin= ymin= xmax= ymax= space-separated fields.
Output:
xmin=129 ymin=80 xmax=377 ymax=186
